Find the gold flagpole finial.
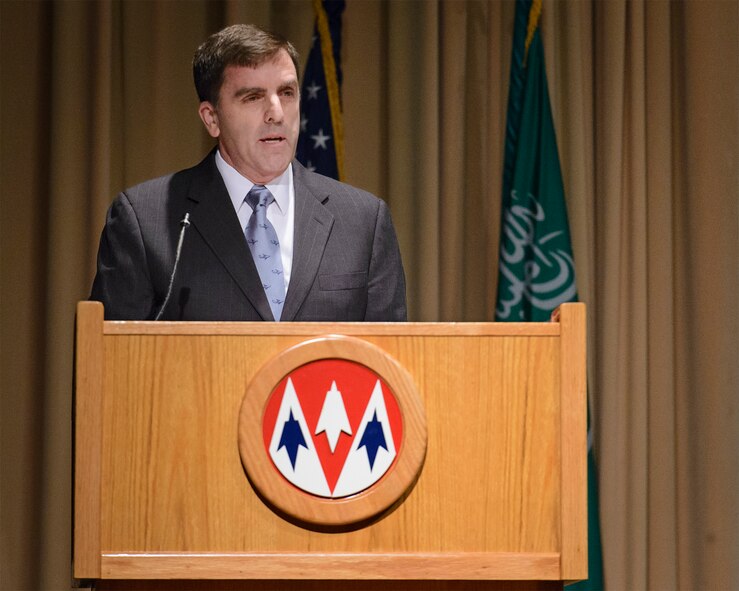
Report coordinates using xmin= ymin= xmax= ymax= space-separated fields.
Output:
xmin=524 ymin=0 xmax=542 ymax=66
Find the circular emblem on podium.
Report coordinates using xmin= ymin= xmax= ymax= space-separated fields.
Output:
xmin=239 ymin=336 xmax=426 ymax=528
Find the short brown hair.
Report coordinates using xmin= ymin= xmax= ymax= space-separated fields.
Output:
xmin=193 ymin=24 xmax=300 ymax=104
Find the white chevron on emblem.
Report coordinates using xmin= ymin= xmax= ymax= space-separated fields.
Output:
xmin=315 ymin=381 xmax=352 ymax=453
xmin=332 ymin=380 xmax=397 ymax=497
xmin=269 ymin=378 xmax=330 ymax=496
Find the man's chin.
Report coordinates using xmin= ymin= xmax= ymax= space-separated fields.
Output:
xmin=251 ymin=158 xmax=293 ymax=183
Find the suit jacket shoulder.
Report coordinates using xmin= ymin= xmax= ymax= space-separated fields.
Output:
xmin=90 ymin=151 xmax=254 ymax=320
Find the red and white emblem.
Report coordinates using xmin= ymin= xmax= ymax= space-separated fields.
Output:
xmin=239 ymin=335 xmax=426 ymax=527
xmin=262 ymin=359 xmax=403 ymax=498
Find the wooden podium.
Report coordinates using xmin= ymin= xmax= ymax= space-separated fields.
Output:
xmin=73 ymin=301 xmax=587 ymax=590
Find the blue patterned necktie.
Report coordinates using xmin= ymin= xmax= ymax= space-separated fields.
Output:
xmin=244 ymin=185 xmax=285 ymax=320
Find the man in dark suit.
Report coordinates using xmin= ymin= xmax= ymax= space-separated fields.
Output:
xmin=91 ymin=24 xmax=406 ymax=322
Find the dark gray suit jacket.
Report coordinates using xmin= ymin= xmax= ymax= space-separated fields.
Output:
xmin=90 ymin=151 xmax=406 ymax=321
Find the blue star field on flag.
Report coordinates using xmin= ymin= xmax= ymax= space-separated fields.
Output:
xmin=296 ymin=0 xmax=345 ymax=180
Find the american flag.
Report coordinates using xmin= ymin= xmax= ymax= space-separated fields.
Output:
xmin=296 ymin=0 xmax=345 ymax=181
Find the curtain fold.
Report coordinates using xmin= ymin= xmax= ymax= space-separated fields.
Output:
xmin=1 ymin=1 xmax=736 ymax=589
xmin=385 ymin=0 xmax=510 ymax=322
xmin=671 ymin=3 xmax=739 ymax=587
xmin=385 ymin=0 xmax=442 ymax=321
xmin=41 ymin=2 xmax=113 ymax=587
xmin=643 ymin=2 xmax=680 ymax=587
xmin=594 ymin=1 xmax=652 ymax=586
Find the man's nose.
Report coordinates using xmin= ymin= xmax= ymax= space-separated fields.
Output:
xmin=265 ymin=94 xmax=284 ymax=123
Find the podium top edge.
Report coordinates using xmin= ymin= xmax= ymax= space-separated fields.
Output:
xmin=98 ymin=321 xmax=561 ymax=337
xmin=78 ymin=301 xmax=586 ymax=336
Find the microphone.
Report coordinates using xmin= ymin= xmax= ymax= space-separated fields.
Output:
xmin=154 ymin=213 xmax=191 ymax=320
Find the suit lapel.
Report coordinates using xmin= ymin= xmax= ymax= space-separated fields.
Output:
xmin=184 ymin=152 xmax=274 ymax=320
xmin=281 ymin=161 xmax=334 ymax=321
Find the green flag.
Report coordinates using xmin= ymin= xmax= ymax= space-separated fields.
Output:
xmin=495 ymin=0 xmax=604 ymax=588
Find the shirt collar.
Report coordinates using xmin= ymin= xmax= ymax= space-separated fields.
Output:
xmin=215 ymin=150 xmax=291 ymax=215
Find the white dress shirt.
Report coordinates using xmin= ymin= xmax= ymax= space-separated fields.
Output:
xmin=215 ymin=150 xmax=295 ymax=291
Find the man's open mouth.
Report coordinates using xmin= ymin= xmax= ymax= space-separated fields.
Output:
xmin=260 ymin=136 xmax=285 ymax=144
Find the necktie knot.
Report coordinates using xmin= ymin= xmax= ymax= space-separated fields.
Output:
xmin=246 ymin=185 xmax=273 ymax=211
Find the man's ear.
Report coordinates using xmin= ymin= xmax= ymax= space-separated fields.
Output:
xmin=198 ymin=102 xmax=220 ymax=138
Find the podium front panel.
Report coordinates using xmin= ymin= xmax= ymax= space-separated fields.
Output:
xmin=74 ymin=303 xmax=586 ymax=583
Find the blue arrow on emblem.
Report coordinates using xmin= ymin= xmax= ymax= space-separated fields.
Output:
xmin=357 ymin=411 xmax=388 ymax=471
xmin=277 ymin=410 xmax=307 ymax=469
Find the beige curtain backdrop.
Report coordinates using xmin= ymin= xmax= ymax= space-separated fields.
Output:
xmin=1 ymin=1 xmax=737 ymax=589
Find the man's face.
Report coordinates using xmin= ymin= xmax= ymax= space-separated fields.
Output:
xmin=199 ymin=49 xmax=300 ymax=184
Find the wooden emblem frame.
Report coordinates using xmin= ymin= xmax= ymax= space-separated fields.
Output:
xmin=238 ymin=335 xmax=427 ymax=527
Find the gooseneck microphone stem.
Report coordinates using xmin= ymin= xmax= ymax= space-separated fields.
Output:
xmin=154 ymin=213 xmax=190 ymax=321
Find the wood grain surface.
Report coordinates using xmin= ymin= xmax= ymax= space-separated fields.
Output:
xmin=74 ymin=301 xmax=587 ymax=583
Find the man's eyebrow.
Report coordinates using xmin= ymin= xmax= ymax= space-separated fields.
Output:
xmin=279 ymin=78 xmax=299 ymax=90
xmin=232 ymin=80 xmax=297 ymax=98
xmin=233 ymin=86 xmax=264 ymax=98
